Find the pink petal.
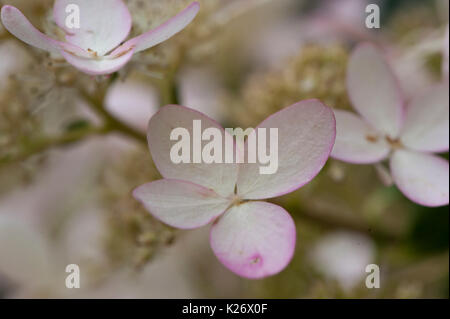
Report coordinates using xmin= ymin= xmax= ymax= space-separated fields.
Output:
xmin=347 ymin=43 xmax=404 ymax=138
xmin=1 ymin=5 xmax=61 ymax=55
xmin=210 ymin=201 xmax=296 ymax=279
xmin=390 ymin=150 xmax=449 ymax=207
xmin=53 ymin=0 xmax=131 ymax=56
xmin=331 ymin=110 xmax=390 ymax=164
xmin=60 ymin=48 xmax=135 ymax=76
xmin=236 ymin=100 xmax=336 ymax=200
xmin=400 ymin=83 xmax=449 ymax=153
xmin=147 ymin=105 xmax=238 ymax=198
xmin=110 ymin=2 xmax=200 ymax=56
xmin=133 ymin=179 xmax=231 ymax=229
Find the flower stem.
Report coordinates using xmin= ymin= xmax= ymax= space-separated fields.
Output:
xmin=0 ymin=126 xmax=109 ymax=165
xmin=79 ymin=87 xmax=147 ymax=144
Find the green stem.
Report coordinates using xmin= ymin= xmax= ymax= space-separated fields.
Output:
xmin=79 ymin=88 xmax=147 ymax=143
xmin=159 ymin=73 xmax=180 ymax=106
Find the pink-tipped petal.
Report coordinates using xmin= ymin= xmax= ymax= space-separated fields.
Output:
xmin=147 ymin=105 xmax=238 ymax=198
xmin=236 ymin=100 xmax=336 ymax=200
xmin=60 ymin=47 xmax=134 ymax=75
xmin=347 ymin=43 xmax=404 ymax=138
xmin=1 ymin=5 xmax=61 ymax=55
xmin=331 ymin=110 xmax=390 ymax=164
xmin=53 ymin=0 xmax=131 ymax=56
xmin=390 ymin=150 xmax=449 ymax=207
xmin=111 ymin=2 xmax=200 ymax=56
xmin=133 ymin=179 xmax=231 ymax=229
xmin=400 ymin=84 xmax=449 ymax=153
xmin=210 ymin=201 xmax=296 ymax=279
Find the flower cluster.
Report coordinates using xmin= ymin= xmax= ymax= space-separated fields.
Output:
xmin=1 ymin=0 xmax=200 ymax=75
xmin=331 ymin=43 xmax=449 ymax=207
xmin=0 ymin=0 xmax=449 ymax=286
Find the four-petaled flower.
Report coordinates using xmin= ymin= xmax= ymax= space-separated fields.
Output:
xmin=133 ymin=101 xmax=336 ymax=278
xmin=1 ymin=0 xmax=199 ymax=75
xmin=331 ymin=43 xmax=449 ymax=207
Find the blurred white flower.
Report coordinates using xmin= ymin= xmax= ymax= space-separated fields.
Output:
xmin=311 ymin=231 xmax=376 ymax=291
xmin=105 ymin=78 xmax=159 ymax=132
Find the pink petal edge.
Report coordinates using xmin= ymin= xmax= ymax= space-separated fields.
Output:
xmin=209 ymin=201 xmax=296 ymax=279
xmin=390 ymin=150 xmax=449 ymax=207
xmin=133 ymin=178 xmax=232 ymax=230
xmin=236 ymin=99 xmax=336 ymax=200
xmin=1 ymin=5 xmax=61 ymax=54
xmin=111 ymin=2 xmax=200 ymax=56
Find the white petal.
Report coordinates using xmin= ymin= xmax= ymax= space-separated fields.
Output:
xmin=105 ymin=78 xmax=159 ymax=132
xmin=347 ymin=43 xmax=404 ymax=138
xmin=147 ymin=105 xmax=238 ymax=198
xmin=1 ymin=5 xmax=60 ymax=55
xmin=390 ymin=150 xmax=449 ymax=207
xmin=236 ymin=100 xmax=336 ymax=200
xmin=53 ymin=0 xmax=132 ymax=56
xmin=111 ymin=2 xmax=200 ymax=55
xmin=60 ymin=48 xmax=134 ymax=75
xmin=210 ymin=201 xmax=296 ymax=279
xmin=133 ymin=179 xmax=231 ymax=229
xmin=400 ymin=84 xmax=449 ymax=153
xmin=331 ymin=110 xmax=390 ymax=164
xmin=311 ymin=231 xmax=375 ymax=291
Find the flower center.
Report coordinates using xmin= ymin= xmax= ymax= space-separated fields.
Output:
xmin=385 ymin=136 xmax=403 ymax=149
xmin=365 ymin=134 xmax=404 ymax=150
xmin=229 ymin=194 xmax=244 ymax=207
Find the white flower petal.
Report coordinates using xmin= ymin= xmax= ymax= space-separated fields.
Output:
xmin=236 ymin=100 xmax=336 ymax=200
xmin=105 ymin=78 xmax=159 ymax=132
xmin=210 ymin=201 xmax=296 ymax=279
xmin=331 ymin=110 xmax=390 ymax=164
xmin=347 ymin=43 xmax=404 ymax=138
xmin=400 ymin=83 xmax=449 ymax=153
xmin=1 ymin=5 xmax=61 ymax=55
xmin=391 ymin=150 xmax=449 ymax=207
xmin=133 ymin=179 xmax=231 ymax=229
xmin=311 ymin=231 xmax=375 ymax=291
xmin=53 ymin=0 xmax=132 ymax=56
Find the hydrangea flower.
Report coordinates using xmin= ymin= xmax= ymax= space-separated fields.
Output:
xmin=0 ymin=0 xmax=199 ymax=75
xmin=331 ymin=43 xmax=449 ymax=207
xmin=133 ymin=101 xmax=336 ymax=278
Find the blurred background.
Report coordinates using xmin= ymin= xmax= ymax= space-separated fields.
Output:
xmin=0 ymin=0 xmax=448 ymax=298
